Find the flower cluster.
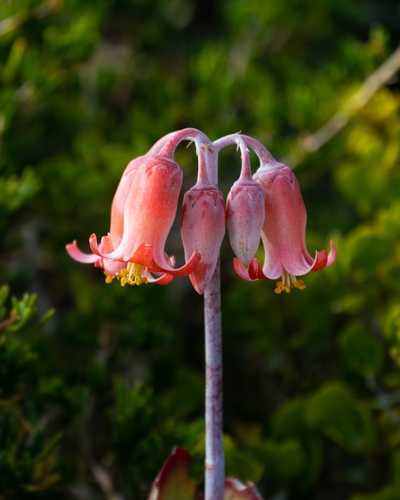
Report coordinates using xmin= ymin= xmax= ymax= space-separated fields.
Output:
xmin=67 ymin=128 xmax=336 ymax=294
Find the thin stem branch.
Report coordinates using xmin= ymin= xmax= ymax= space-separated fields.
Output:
xmin=283 ymin=45 xmax=400 ymax=168
xmin=159 ymin=127 xmax=212 ymax=159
xmin=204 ymin=258 xmax=224 ymax=500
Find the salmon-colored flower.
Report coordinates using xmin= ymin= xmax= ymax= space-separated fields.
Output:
xmin=233 ymin=160 xmax=336 ymax=293
xmin=66 ymin=153 xmax=200 ymax=286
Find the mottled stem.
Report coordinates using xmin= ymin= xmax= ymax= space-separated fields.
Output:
xmin=204 ymin=258 xmax=224 ymax=500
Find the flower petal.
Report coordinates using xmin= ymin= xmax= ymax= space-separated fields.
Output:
xmin=309 ymin=240 xmax=337 ymax=272
xmin=146 ymin=272 xmax=174 ymax=285
xmin=66 ymin=241 xmax=98 ymax=264
xmin=233 ymin=258 xmax=252 ymax=281
xmin=95 ymin=258 xmax=126 ymax=276
xmin=232 ymin=258 xmax=268 ymax=282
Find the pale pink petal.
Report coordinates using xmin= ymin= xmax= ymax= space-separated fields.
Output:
xmin=146 ymin=272 xmax=174 ymax=285
xmin=95 ymin=258 xmax=126 ymax=275
xmin=326 ymin=240 xmax=337 ymax=266
xmin=259 ymin=232 xmax=284 ymax=280
xmin=66 ymin=241 xmax=98 ymax=264
xmin=233 ymin=258 xmax=253 ymax=281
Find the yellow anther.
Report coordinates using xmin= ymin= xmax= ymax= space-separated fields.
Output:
xmin=105 ymin=275 xmax=114 ymax=284
xmin=274 ymin=271 xmax=306 ymax=294
xmin=275 ymin=281 xmax=290 ymax=294
xmin=293 ymin=279 xmax=306 ymax=290
xmin=115 ymin=262 xmax=148 ymax=286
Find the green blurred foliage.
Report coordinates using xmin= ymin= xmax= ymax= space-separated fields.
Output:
xmin=1 ymin=0 xmax=400 ymax=498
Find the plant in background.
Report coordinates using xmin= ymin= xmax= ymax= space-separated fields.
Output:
xmin=0 ymin=286 xmax=57 ymax=496
xmin=67 ymin=127 xmax=336 ymax=500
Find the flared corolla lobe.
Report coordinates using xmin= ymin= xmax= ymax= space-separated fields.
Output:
xmin=181 ymin=185 xmax=225 ymax=294
xmin=233 ymin=160 xmax=336 ymax=293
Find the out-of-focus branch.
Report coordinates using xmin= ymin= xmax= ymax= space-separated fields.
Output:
xmin=0 ymin=315 xmax=19 ymax=331
xmin=91 ymin=464 xmax=123 ymax=500
xmin=284 ymin=45 xmax=400 ymax=168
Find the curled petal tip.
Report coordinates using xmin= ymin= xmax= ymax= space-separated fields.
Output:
xmin=327 ymin=240 xmax=337 ymax=266
xmin=248 ymin=258 xmax=268 ymax=280
xmin=233 ymin=258 xmax=264 ymax=282
xmin=158 ymin=250 xmax=202 ymax=277
xmin=310 ymin=240 xmax=337 ymax=272
xmin=66 ymin=240 xmax=98 ymax=264
xmin=150 ymin=273 xmax=174 ymax=285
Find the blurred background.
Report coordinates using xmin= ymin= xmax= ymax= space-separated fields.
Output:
xmin=1 ymin=0 xmax=400 ymax=498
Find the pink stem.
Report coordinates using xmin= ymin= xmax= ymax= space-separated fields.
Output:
xmin=213 ymin=133 xmax=275 ymax=165
xmin=204 ymin=258 xmax=224 ymax=500
xmin=158 ymin=127 xmax=212 ymax=159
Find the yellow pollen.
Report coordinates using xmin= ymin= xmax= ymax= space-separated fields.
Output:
xmin=274 ymin=270 xmax=306 ymax=294
xmin=105 ymin=263 xmax=148 ymax=286
xmin=118 ymin=262 xmax=148 ymax=286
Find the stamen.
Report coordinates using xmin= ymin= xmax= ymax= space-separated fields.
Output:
xmin=293 ymin=279 xmax=306 ymax=290
xmin=274 ymin=270 xmax=306 ymax=294
xmin=115 ymin=263 xmax=148 ymax=286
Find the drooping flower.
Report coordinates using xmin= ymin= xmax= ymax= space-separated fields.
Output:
xmin=233 ymin=159 xmax=336 ymax=293
xmin=225 ymin=139 xmax=265 ymax=266
xmin=67 ymin=153 xmax=200 ymax=285
xmin=181 ymin=184 xmax=225 ymax=295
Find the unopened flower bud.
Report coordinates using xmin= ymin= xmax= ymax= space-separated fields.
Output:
xmin=226 ymin=178 xmax=265 ymax=265
xmin=181 ymin=185 xmax=225 ymax=294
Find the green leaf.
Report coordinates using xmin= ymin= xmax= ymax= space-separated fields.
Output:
xmin=346 ymin=227 xmax=394 ymax=277
xmin=339 ymin=321 xmax=384 ymax=376
xmin=224 ymin=435 xmax=264 ymax=483
xmin=381 ymin=303 xmax=400 ymax=346
xmin=253 ymin=438 xmax=306 ymax=482
xmin=304 ymin=381 xmax=376 ymax=452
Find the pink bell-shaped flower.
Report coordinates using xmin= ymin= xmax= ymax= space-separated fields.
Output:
xmin=181 ymin=183 xmax=225 ymax=294
xmin=233 ymin=159 xmax=336 ymax=293
xmin=67 ymin=151 xmax=200 ymax=285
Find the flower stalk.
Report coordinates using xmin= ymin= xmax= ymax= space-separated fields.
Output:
xmin=204 ymin=258 xmax=224 ymax=500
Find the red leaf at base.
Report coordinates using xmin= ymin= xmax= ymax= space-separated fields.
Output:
xmin=224 ymin=477 xmax=264 ymax=500
xmin=148 ymin=449 xmax=264 ymax=500
xmin=148 ymin=447 xmax=196 ymax=500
